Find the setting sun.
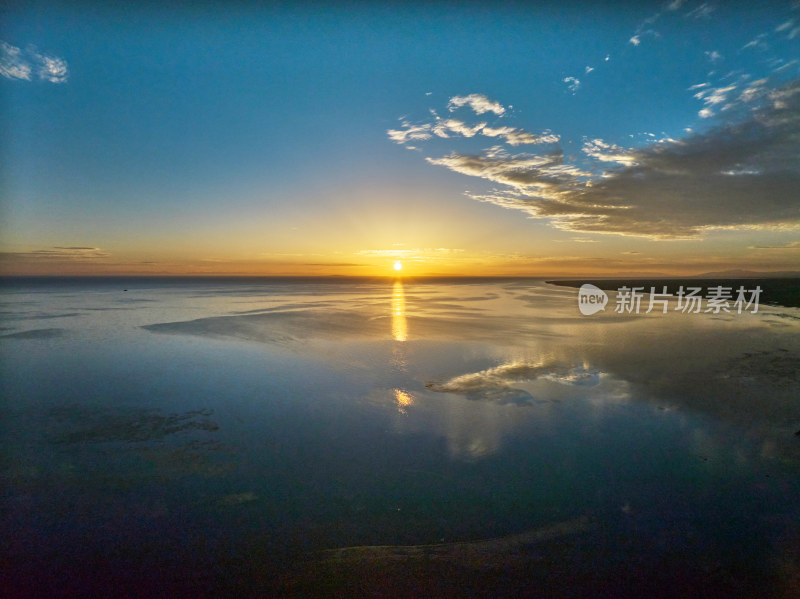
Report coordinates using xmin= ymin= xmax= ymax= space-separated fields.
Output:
xmin=393 ymin=261 xmax=402 ymax=272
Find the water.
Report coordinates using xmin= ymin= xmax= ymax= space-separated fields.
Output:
xmin=2 ymin=277 xmax=799 ymax=597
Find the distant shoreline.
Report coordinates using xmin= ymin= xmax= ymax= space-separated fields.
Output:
xmin=547 ymin=278 xmax=800 ymax=309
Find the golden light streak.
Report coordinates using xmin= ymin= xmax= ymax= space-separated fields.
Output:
xmin=391 ymin=280 xmax=407 ymax=341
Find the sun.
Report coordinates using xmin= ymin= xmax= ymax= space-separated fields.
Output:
xmin=393 ymin=261 xmax=403 ymax=272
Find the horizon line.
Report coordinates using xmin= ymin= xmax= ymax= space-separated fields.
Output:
xmin=2 ymin=272 xmax=799 ymax=280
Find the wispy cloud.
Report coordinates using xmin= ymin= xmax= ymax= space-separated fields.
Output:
xmin=628 ymin=1 xmax=715 ymax=51
xmin=742 ymin=33 xmax=769 ymax=52
xmin=563 ymin=76 xmax=580 ymax=94
xmin=582 ymin=139 xmax=637 ymax=166
xmin=747 ymin=241 xmax=800 ymax=250
xmin=1 ymin=247 xmax=108 ymax=260
xmin=387 ymin=121 xmax=432 ymax=144
xmin=301 ymin=262 xmax=366 ymax=267
xmin=387 ymin=95 xmax=559 ymax=149
xmin=0 ymin=41 xmax=68 ymax=83
xmin=357 ymin=248 xmax=419 ymax=257
xmin=481 ymin=126 xmax=559 ymax=146
xmin=686 ymin=3 xmax=715 ymax=19
xmin=427 ymin=148 xmax=588 ymax=194
xmin=694 ymin=83 xmax=738 ymax=118
xmin=448 ymin=93 xmax=506 ymax=116
xmin=627 ymin=1 xmax=675 ymax=48
xmin=739 ymin=78 xmax=768 ymax=103
xmin=356 ymin=247 xmax=464 ymax=259
xmin=432 ymin=118 xmax=486 ymax=138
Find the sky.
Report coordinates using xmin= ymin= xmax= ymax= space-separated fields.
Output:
xmin=1 ymin=0 xmax=799 ymax=277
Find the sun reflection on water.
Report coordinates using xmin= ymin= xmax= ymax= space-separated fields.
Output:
xmin=393 ymin=388 xmax=415 ymax=414
xmin=391 ymin=280 xmax=407 ymax=342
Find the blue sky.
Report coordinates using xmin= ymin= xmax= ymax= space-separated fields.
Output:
xmin=1 ymin=1 xmax=799 ymax=275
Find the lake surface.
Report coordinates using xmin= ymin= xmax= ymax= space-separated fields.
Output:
xmin=2 ymin=277 xmax=799 ymax=597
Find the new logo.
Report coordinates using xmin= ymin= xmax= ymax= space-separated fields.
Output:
xmin=578 ymin=284 xmax=608 ymax=315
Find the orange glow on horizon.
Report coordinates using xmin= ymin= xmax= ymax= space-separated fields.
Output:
xmin=3 ymin=243 xmax=796 ymax=278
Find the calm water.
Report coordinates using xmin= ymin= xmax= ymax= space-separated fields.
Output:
xmin=2 ymin=277 xmax=799 ymax=597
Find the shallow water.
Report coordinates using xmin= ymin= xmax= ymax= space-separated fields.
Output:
xmin=2 ymin=277 xmax=799 ymax=597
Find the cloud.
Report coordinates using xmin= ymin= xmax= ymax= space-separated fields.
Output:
xmin=481 ymin=126 xmax=559 ymax=146
xmin=387 ymin=96 xmax=558 ymax=148
xmin=630 ymin=0 xmax=718 ymax=49
xmin=302 ymin=262 xmax=366 ymax=267
xmin=772 ymin=59 xmax=800 ymax=75
xmin=357 ymin=247 xmax=464 ymax=258
xmin=582 ymin=139 xmax=637 ymax=166
xmin=387 ymin=121 xmax=432 ymax=144
xmin=423 ymin=80 xmax=800 ymax=239
xmin=695 ymin=83 xmax=737 ymax=117
xmin=739 ymin=78 xmax=768 ymax=103
xmin=432 ymin=118 xmax=486 ymax=138
xmin=39 ymin=55 xmax=69 ymax=82
xmin=427 ymin=149 xmax=589 ymax=194
xmin=563 ymin=76 xmax=580 ymax=93
xmin=1 ymin=247 xmax=109 ymax=260
xmin=447 ymin=93 xmax=505 ymax=116
xmin=628 ymin=3 xmax=668 ymax=49
xmin=748 ymin=241 xmax=800 ymax=249
xmin=686 ymin=3 xmax=715 ymax=19
xmin=0 ymin=41 xmax=68 ymax=83
xmin=357 ymin=248 xmax=418 ymax=257
xmin=0 ymin=42 xmax=30 ymax=80
xmin=705 ymin=50 xmax=723 ymax=63
xmin=742 ymin=33 xmax=769 ymax=51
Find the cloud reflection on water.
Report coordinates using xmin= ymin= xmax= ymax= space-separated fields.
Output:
xmin=426 ymin=360 xmax=602 ymax=405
